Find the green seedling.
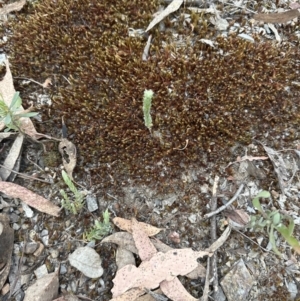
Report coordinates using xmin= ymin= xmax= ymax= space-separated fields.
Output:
xmin=84 ymin=209 xmax=112 ymax=241
xmin=60 ymin=170 xmax=84 ymax=214
xmin=249 ymin=190 xmax=300 ymax=256
xmin=142 ymin=89 xmax=154 ymax=132
xmin=0 ymin=92 xmax=38 ymax=132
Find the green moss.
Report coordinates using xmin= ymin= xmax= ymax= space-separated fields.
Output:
xmin=6 ymin=0 xmax=300 ymax=193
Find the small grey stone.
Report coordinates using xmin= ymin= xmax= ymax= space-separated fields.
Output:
xmin=24 ymin=242 xmax=39 ymax=254
xmin=50 ymin=249 xmax=59 ymax=259
xmin=188 ymin=214 xmax=197 ymax=224
xmin=60 ymin=265 xmax=67 ymax=275
xmin=12 ymin=223 xmax=20 ymax=231
xmin=86 ymin=195 xmax=98 ymax=212
xmin=34 ymin=264 xmax=48 ymax=279
xmin=40 ymin=229 xmax=49 ymax=246
xmin=9 ymin=213 xmax=20 ymax=223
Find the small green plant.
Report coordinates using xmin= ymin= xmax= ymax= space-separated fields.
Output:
xmin=249 ymin=191 xmax=300 ymax=256
xmin=84 ymin=209 xmax=112 ymax=241
xmin=142 ymin=89 xmax=154 ymax=132
xmin=60 ymin=170 xmax=85 ymax=214
xmin=0 ymin=92 xmax=38 ymax=132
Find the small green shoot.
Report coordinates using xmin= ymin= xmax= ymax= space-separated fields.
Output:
xmin=142 ymin=89 xmax=154 ymax=132
xmin=84 ymin=209 xmax=112 ymax=241
xmin=60 ymin=170 xmax=84 ymax=214
xmin=249 ymin=190 xmax=300 ymax=256
xmin=0 ymin=92 xmax=38 ymax=132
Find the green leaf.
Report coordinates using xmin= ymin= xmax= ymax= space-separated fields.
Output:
xmin=269 ymin=225 xmax=282 ymax=256
xmin=256 ymin=191 xmax=271 ymax=198
xmin=103 ymin=208 xmax=110 ymax=224
xmin=4 ymin=114 xmax=11 ymax=125
xmin=62 ymin=170 xmax=77 ymax=194
xmin=16 ymin=112 xmax=39 ymax=118
xmin=252 ymin=197 xmax=263 ymax=212
xmin=272 ymin=212 xmax=281 ymax=226
xmin=9 ymin=92 xmax=21 ymax=111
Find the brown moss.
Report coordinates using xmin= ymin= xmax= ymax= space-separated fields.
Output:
xmin=6 ymin=0 xmax=300 ymax=195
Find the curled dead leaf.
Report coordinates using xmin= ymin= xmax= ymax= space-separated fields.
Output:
xmin=113 ymin=217 xmax=162 ymax=236
xmin=58 ymin=138 xmax=77 ymax=180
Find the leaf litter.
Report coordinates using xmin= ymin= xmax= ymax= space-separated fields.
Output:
xmin=103 ymin=217 xmax=230 ymax=300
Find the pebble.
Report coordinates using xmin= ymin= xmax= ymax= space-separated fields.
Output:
xmin=24 ymin=242 xmax=39 ymax=254
xmin=13 ymin=223 xmax=20 ymax=231
xmin=40 ymin=229 xmax=49 ymax=246
xmin=22 ymin=203 xmax=34 ymax=218
xmin=50 ymin=249 xmax=59 ymax=259
xmin=86 ymin=194 xmax=98 ymax=212
xmin=34 ymin=264 xmax=48 ymax=279
xmin=60 ymin=265 xmax=67 ymax=275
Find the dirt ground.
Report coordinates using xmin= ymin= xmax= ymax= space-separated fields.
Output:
xmin=0 ymin=0 xmax=300 ymax=300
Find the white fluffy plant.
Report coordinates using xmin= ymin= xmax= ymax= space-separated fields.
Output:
xmin=142 ymin=89 xmax=154 ymax=132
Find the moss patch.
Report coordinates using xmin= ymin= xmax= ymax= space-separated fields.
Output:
xmin=7 ymin=0 xmax=300 ymax=193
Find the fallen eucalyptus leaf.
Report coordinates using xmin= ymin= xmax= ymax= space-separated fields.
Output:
xmin=69 ymin=246 xmax=103 ymax=278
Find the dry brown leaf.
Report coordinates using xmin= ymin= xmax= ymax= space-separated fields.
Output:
xmin=58 ymin=138 xmax=77 ymax=180
xmin=113 ymin=217 xmax=162 ymax=236
xmin=0 ymin=0 xmax=26 ymax=16
xmin=185 ymin=263 xmax=206 ymax=279
xmin=112 ymin=248 xmax=210 ymax=297
xmin=23 ymin=270 xmax=59 ymax=301
xmin=146 ymin=0 xmax=184 ymax=32
xmin=0 ymin=133 xmax=23 ymax=181
xmin=0 ymin=214 xmax=14 ymax=291
xmin=160 ymin=277 xmax=198 ymax=301
xmin=136 ymin=289 xmax=164 ymax=301
xmin=151 ymin=238 xmax=172 ymax=253
xmin=224 ymin=209 xmax=250 ymax=229
xmin=111 ymin=287 xmax=145 ymax=301
xmin=116 ymin=247 xmax=136 ymax=270
xmin=261 ymin=144 xmax=290 ymax=194
xmin=132 ymin=218 xmax=157 ymax=261
xmin=101 ymin=232 xmax=139 ymax=254
xmin=102 ymin=233 xmax=206 ymax=279
xmin=290 ymin=3 xmax=300 ymax=9
xmin=253 ymin=9 xmax=300 ymax=23
xmin=0 ymin=181 xmax=60 ymax=216
xmin=53 ymin=295 xmax=80 ymax=301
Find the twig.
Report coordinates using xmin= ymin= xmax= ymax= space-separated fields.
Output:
xmin=142 ymin=34 xmax=152 ymax=61
xmin=232 ymin=227 xmax=275 ymax=254
xmin=14 ymin=77 xmax=47 ymax=88
xmin=173 ymin=139 xmax=189 ymax=150
xmin=202 ymin=257 xmax=210 ymax=301
xmin=224 ymin=2 xmax=256 ymax=14
xmin=77 ymin=295 xmax=95 ymax=301
xmin=8 ymin=237 xmax=26 ymax=298
xmin=0 ymin=164 xmax=52 ymax=183
xmin=204 ymin=183 xmax=245 ymax=219
xmin=210 ymin=176 xmax=219 ymax=300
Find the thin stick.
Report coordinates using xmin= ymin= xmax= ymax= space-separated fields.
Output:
xmin=0 ymin=164 xmax=52 ymax=183
xmin=232 ymin=228 xmax=274 ymax=254
xmin=202 ymin=257 xmax=210 ymax=301
xmin=210 ymin=176 xmax=219 ymax=299
xmin=14 ymin=77 xmax=46 ymax=88
xmin=204 ymin=183 xmax=245 ymax=219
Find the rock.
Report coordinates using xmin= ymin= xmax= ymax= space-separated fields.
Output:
xmin=221 ymin=259 xmax=254 ymax=301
